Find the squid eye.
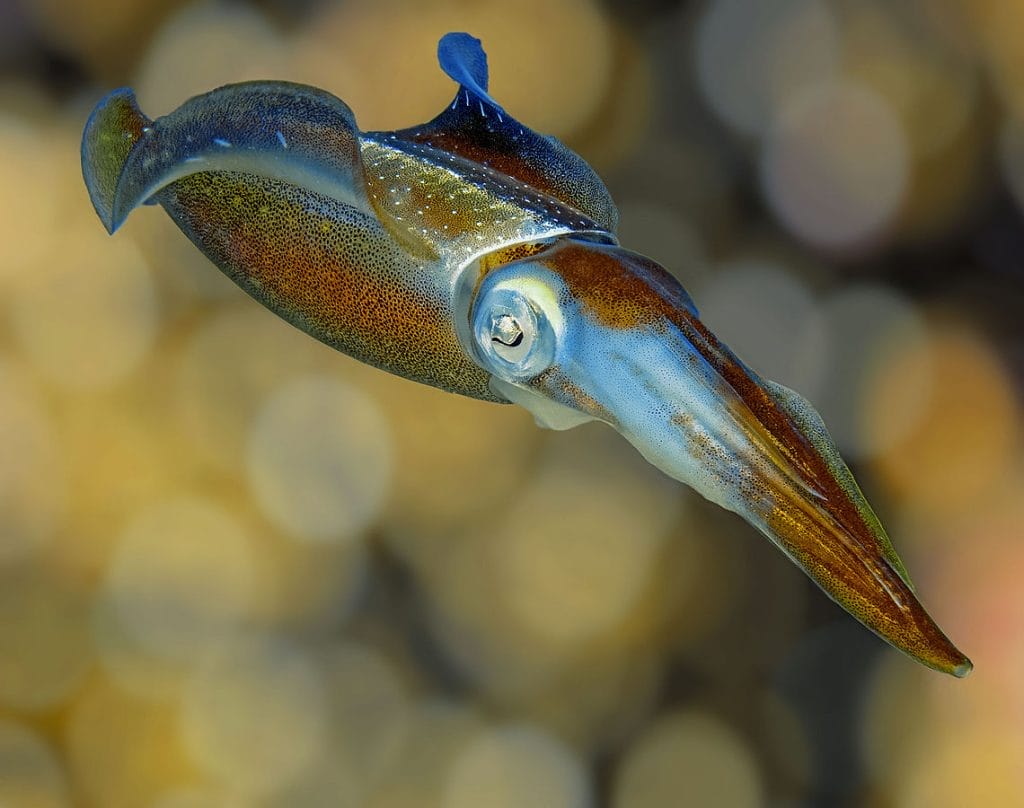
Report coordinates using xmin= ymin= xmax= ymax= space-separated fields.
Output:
xmin=472 ymin=283 xmax=556 ymax=380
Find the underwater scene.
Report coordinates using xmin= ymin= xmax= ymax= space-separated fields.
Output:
xmin=1 ymin=0 xmax=1023 ymax=806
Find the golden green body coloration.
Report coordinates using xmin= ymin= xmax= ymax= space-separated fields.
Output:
xmin=82 ymin=33 xmax=971 ymax=677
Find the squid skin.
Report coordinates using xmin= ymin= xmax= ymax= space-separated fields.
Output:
xmin=81 ymin=33 xmax=971 ymax=677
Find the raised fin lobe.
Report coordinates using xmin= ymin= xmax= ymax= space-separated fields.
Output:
xmin=109 ymin=81 xmax=369 ymax=232
xmin=437 ymin=33 xmax=493 ymax=109
xmin=379 ymin=32 xmax=619 ymax=235
xmin=81 ymin=88 xmax=151 ymax=233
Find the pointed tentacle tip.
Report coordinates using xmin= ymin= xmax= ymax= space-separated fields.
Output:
xmin=915 ymin=635 xmax=972 ymax=678
xmin=949 ymin=654 xmax=973 ymax=679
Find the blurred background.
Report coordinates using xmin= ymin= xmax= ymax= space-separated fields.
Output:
xmin=1 ymin=0 xmax=1023 ymax=805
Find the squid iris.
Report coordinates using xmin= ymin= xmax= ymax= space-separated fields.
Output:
xmin=81 ymin=33 xmax=971 ymax=676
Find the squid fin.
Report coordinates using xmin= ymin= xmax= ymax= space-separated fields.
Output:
xmin=81 ymin=88 xmax=151 ymax=233
xmin=383 ymin=32 xmax=619 ymax=234
xmin=84 ymin=81 xmax=371 ymax=234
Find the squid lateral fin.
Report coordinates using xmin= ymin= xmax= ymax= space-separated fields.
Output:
xmin=81 ymin=88 xmax=150 ymax=233
xmin=383 ymin=32 xmax=619 ymax=233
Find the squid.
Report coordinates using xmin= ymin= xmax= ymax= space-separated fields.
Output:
xmin=81 ymin=33 xmax=970 ymax=676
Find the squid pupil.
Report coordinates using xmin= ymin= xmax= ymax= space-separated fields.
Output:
xmin=493 ymin=331 xmax=524 ymax=347
xmin=491 ymin=313 xmax=525 ymax=348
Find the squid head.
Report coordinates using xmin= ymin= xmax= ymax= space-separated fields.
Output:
xmin=81 ymin=33 xmax=971 ymax=677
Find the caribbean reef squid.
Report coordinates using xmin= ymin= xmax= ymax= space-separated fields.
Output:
xmin=81 ymin=33 xmax=971 ymax=676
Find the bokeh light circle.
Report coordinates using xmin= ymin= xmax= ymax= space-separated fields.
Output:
xmin=761 ymin=80 xmax=909 ymax=250
xmin=866 ymin=325 xmax=1022 ymax=518
xmin=103 ymin=496 xmax=259 ymax=664
xmin=8 ymin=219 xmax=159 ymax=390
xmin=0 ymin=719 xmax=71 ymax=808
xmin=487 ymin=426 xmax=681 ymax=647
xmin=0 ymin=359 xmax=65 ymax=565
xmin=815 ymin=283 xmax=931 ymax=460
xmin=0 ymin=113 xmax=62 ymax=284
xmin=65 ymin=673 xmax=196 ymax=808
xmin=613 ymin=711 xmax=763 ymax=808
xmin=364 ymin=702 xmax=487 ymax=807
xmin=695 ymin=0 xmax=841 ymax=137
xmin=614 ymin=200 xmax=708 ymax=288
xmin=443 ymin=724 xmax=593 ymax=808
xmin=0 ymin=565 xmax=94 ymax=711
xmin=182 ymin=635 xmax=327 ymax=796
xmin=135 ymin=1 xmax=288 ymax=112
xmin=175 ymin=306 xmax=338 ymax=471
xmin=695 ymin=259 xmax=827 ymax=398
xmin=246 ymin=374 xmax=392 ymax=543
xmin=319 ymin=643 xmax=412 ymax=789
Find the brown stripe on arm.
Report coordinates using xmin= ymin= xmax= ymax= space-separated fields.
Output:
xmin=542 ymin=238 xmax=875 ymax=540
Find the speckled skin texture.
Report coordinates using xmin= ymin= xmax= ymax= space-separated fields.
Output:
xmin=80 ymin=42 xmax=615 ymax=401
xmin=158 ymin=170 xmax=496 ymax=399
xmin=81 ymin=88 xmax=147 ymax=230
xmin=81 ymin=32 xmax=970 ymax=677
xmin=385 ymin=101 xmax=617 ymax=235
xmin=360 ymin=136 xmax=605 ymax=268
